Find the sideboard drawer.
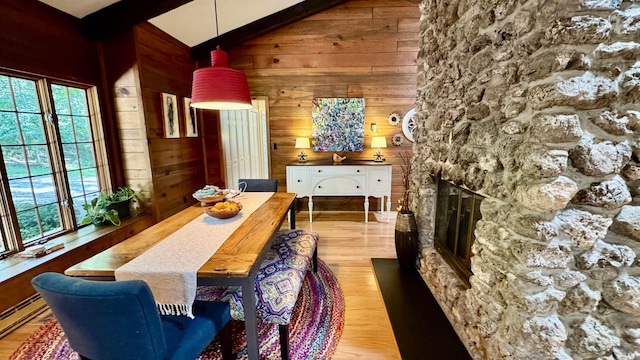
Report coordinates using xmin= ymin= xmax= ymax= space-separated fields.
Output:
xmin=312 ymin=166 xmax=366 ymax=177
xmin=367 ymin=167 xmax=391 ymax=195
xmin=286 ymin=167 xmax=309 ymax=195
xmin=313 ymin=176 xmax=365 ymax=195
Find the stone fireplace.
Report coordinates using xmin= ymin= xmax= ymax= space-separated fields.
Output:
xmin=411 ymin=0 xmax=640 ymax=359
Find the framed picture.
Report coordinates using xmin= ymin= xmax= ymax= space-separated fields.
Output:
xmin=312 ymin=98 xmax=365 ymax=152
xmin=184 ymin=97 xmax=198 ymax=137
xmin=161 ymin=92 xmax=180 ymax=138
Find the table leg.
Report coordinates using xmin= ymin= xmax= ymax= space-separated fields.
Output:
xmin=289 ymin=201 xmax=296 ymax=229
xmin=242 ymin=278 xmax=259 ymax=359
xmin=308 ymin=196 xmax=313 ymax=223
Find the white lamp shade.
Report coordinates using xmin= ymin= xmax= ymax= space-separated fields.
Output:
xmin=371 ymin=136 xmax=387 ymax=149
xmin=295 ymin=137 xmax=311 ymax=149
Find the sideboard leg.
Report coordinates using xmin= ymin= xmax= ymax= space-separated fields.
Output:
xmin=386 ymin=195 xmax=392 ymax=222
xmin=308 ymin=197 xmax=313 ymax=223
xmin=364 ymin=197 xmax=369 ymax=223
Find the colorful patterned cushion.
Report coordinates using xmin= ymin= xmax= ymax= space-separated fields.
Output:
xmin=196 ymin=230 xmax=319 ymax=325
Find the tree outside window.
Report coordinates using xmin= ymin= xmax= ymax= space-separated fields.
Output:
xmin=0 ymin=73 xmax=108 ymax=255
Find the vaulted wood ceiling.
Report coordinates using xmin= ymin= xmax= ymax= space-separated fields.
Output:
xmin=40 ymin=0 xmax=350 ymax=62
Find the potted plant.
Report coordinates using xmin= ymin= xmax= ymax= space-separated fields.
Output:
xmin=81 ymin=192 xmax=121 ymax=226
xmin=395 ymin=151 xmax=418 ymax=270
xmin=105 ymin=186 xmax=136 ymax=219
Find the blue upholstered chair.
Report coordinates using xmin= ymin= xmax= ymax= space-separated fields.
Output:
xmin=32 ymin=272 xmax=233 ymax=360
xmin=238 ymin=178 xmax=278 ymax=192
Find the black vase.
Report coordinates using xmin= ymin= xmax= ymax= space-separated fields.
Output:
xmin=395 ymin=211 xmax=419 ymax=270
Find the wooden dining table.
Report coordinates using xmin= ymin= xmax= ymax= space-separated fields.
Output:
xmin=65 ymin=192 xmax=297 ymax=360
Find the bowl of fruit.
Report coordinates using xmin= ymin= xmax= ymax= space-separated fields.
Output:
xmin=205 ymin=201 xmax=242 ymax=219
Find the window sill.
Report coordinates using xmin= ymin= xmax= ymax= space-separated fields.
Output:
xmin=0 ymin=214 xmax=154 ymax=287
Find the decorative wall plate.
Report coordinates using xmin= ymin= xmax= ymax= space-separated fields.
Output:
xmin=402 ymin=108 xmax=417 ymax=142
xmin=392 ymin=133 xmax=404 ymax=146
xmin=388 ymin=112 xmax=401 ymax=126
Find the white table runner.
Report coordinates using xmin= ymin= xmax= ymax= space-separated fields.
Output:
xmin=115 ymin=192 xmax=274 ymax=318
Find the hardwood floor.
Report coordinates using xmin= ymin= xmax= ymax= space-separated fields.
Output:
xmin=0 ymin=210 xmax=401 ymax=359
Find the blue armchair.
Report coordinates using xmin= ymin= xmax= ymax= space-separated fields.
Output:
xmin=32 ymin=272 xmax=233 ymax=360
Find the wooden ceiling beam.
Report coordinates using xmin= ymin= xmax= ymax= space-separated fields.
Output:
xmin=191 ymin=0 xmax=350 ymax=62
xmin=80 ymin=0 xmax=194 ymax=40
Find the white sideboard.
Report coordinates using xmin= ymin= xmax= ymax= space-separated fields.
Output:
xmin=286 ymin=163 xmax=392 ymax=222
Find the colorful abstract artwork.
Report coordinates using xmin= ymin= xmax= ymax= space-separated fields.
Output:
xmin=311 ymin=98 xmax=365 ymax=152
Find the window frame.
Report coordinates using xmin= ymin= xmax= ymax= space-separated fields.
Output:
xmin=0 ymin=70 xmax=111 ymax=257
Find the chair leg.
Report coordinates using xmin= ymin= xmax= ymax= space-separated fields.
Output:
xmin=312 ymin=246 xmax=318 ymax=273
xmin=219 ymin=322 xmax=234 ymax=360
xmin=279 ymin=324 xmax=290 ymax=360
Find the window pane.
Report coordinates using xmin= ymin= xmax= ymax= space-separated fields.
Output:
xmin=62 ymin=143 xmax=80 ymax=170
xmin=11 ymin=78 xmax=40 ymax=113
xmin=52 ymin=85 xmax=100 ymax=226
xmin=9 ymin=178 xmax=36 ymax=210
xmin=16 ymin=207 xmax=39 ymax=242
xmin=58 ymin=115 xmax=75 ymax=143
xmin=26 ymin=145 xmax=52 ymax=176
xmin=40 ymin=203 xmax=62 ymax=235
xmin=69 ymin=88 xmax=88 ymax=116
xmin=2 ymin=146 xmax=27 ymax=180
xmin=19 ymin=113 xmax=45 ymax=144
xmin=51 ymin=84 xmax=70 ymax=115
xmin=81 ymin=168 xmax=99 ymax=195
xmin=77 ymin=143 xmax=96 ymax=168
xmin=73 ymin=116 xmax=92 ymax=142
xmin=71 ymin=195 xmax=87 ymax=225
xmin=33 ymin=174 xmax=56 ymax=206
xmin=0 ymin=75 xmax=14 ymax=111
xmin=67 ymin=169 xmax=83 ymax=197
xmin=0 ymin=112 xmax=21 ymax=145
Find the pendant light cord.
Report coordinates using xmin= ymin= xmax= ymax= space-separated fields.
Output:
xmin=214 ymin=0 xmax=219 ymax=37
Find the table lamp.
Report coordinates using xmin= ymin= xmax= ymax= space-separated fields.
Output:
xmin=295 ymin=137 xmax=311 ymax=163
xmin=371 ymin=136 xmax=387 ymax=162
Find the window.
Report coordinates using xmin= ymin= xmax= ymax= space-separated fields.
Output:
xmin=0 ymin=72 xmax=109 ymax=256
xmin=434 ymin=179 xmax=484 ymax=285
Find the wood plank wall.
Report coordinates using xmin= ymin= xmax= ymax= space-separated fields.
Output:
xmin=133 ymin=23 xmax=205 ymax=221
xmin=101 ymin=23 xmax=205 ymax=221
xmin=227 ymin=0 xmax=419 ymax=210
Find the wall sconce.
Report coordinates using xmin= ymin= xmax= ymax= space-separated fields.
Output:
xmin=371 ymin=136 xmax=387 ymax=162
xmin=371 ymin=123 xmax=377 ymax=132
xmin=295 ymin=137 xmax=311 ymax=163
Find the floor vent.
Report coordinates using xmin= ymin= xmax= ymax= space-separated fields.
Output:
xmin=0 ymin=294 xmax=48 ymax=339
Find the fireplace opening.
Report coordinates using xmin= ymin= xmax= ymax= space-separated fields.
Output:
xmin=434 ymin=179 xmax=484 ymax=286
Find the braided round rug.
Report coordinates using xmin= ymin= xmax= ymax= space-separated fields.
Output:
xmin=10 ymin=259 xmax=344 ymax=360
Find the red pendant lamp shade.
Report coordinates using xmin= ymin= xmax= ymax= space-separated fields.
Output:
xmin=191 ymin=47 xmax=252 ymax=110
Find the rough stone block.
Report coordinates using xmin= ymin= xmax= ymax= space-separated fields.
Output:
xmin=571 ymin=175 xmax=632 ymax=209
xmin=603 ymin=273 xmax=640 ymax=315
xmin=544 ymin=16 xmax=611 ymax=45
xmin=520 ymin=147 xmax=568 ymax=179
xmin=576 ymin=239 xmax=636 ymax=269
xmin=530 ymin=113 xmax=582 ymax=144
xmin=510 ymin=238 xmax=573 ymax=269
xmin=514 ymin=176 xmax=578 ymax=212
xmin=558 ymin=282 xmax=601 ymax=315
xmin=557 ymin=208 xmax=613 ymax=249
xmin=610 ymin=205 xmax=640 ymax=241
xmin=590 ymin=110 xmax=632 ymax=135
xmin=569 ymin=135 xmax=632 ymax=177
xmin=567 ymin=315 xmax=620 ymax=357
xmin=555 ymin=72 xmax=618 ymax=109
xmin=569 ymin=134 xmax=631 ymax=177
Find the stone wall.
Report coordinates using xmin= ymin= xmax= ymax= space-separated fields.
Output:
xmin=412 ymin=0 xmax=640 ymax=358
